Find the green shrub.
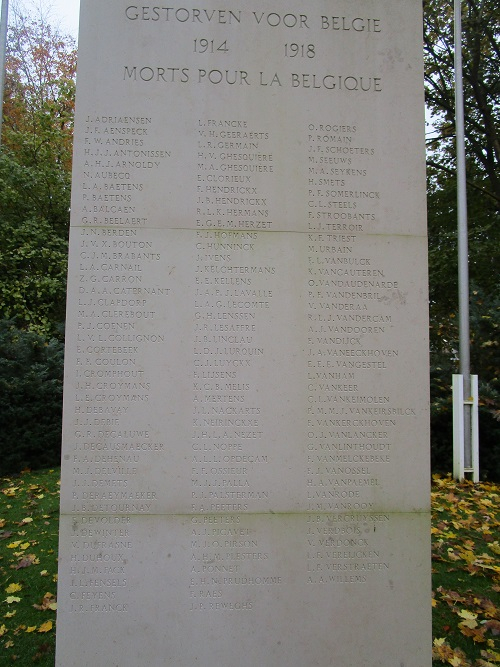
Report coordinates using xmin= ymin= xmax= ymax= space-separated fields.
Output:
xmin=0 ymin=319 xmax=64 ymax=474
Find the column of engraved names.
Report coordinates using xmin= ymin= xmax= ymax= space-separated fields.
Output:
xmin=196 ymin=117 xmax=273 ymax=231
xmin=303 ymin=122 xmax=393 ymax=583
xmin=80 ymin=113 xmax=172 ymax=229
xmin=305 ymin=512 xmax=390 ymax=585
xmin=72 ymin=113 xmax=171 ymax=511
xmin=66 ymin=113 xmax=173 ymax=615
xmin=189 ymin=117 xmax=280 ymax=611
xmin=190 ymin=229 xmax=271 ymax=511
xmin=306 ymin=122 xmax=376 ymax=233
xmin=305 ymin=230 xmax=396 ymax=511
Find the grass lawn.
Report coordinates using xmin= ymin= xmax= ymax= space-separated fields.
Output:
xmin=0 ymin=469 xmax=499 ymax=666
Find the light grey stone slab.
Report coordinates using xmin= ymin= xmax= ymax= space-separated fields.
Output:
xmin=61 ymin=230 xmax=429 ymax=517
xmin=57 ymin=512 xmax=430 ymax=667
xmin=57 ymin=0 xmax=431 ymax=664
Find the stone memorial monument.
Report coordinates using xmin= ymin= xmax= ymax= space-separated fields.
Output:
xmin=57 ymin=1 xmax=431 ymax=664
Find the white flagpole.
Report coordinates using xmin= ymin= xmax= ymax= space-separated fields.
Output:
xmin=454 ymin=0 xmax=473 ymax=475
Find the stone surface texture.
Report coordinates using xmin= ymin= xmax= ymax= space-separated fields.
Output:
xmin=57 ymin=1 xmax=431 ymax=665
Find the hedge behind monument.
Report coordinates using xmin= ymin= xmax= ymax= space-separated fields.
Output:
xmin=0 ymin=319 xmax=64 ymax=475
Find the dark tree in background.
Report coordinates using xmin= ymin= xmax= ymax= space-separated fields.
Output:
xmin=0 ymin=5 xmax=75 ymax=472
xmin=424 ymin=0 xmax=499 ymax=478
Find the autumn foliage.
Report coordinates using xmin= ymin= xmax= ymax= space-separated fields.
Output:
xmin=432 ymin=475 xmax=500 ymax=666
xmin=0 ymin=7 xmax=76 ymax=335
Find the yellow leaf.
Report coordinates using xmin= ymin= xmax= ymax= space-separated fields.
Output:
xmin=4 ymin=640 xmax=14 ymax=648
xmin=0 ymin=625 xmax=7 ymax=636
xmin=432 ymin=598 xmax=437 ymax=607
xmin=459 ymin=609 xmax=477 ymax=620
xmin=4 ymin=611 xmax=16 ymax=618
xmin=5 ymin=597 xmax=21 ymax=604
xmin=0 ymin=519 xmax=5 ymax=528
xmin=459 ymin=549 xmax=476 ymax=564
xmin=5 ymin=584 xmax=22 ymax=594
xmin=481 ymin=649 xmax=500 ymax=661
xmin=489 ymin=542 xmax=500 ymax=556
xmin=2 ymin=487 xmax=19 ymax=497
xmin=20 ymin=517 xmax=33 ymax=525
xmin=7 ymin=541 xmax=21 ymax=549
xmin=19 ymin=543 xmax=30 ymax=550
xmin=26 ymin=626 xmax=36 ymax=633
xmin=40 ymin=570 xmax=48 ymax=577
xmin=38 ymin=620 xmax=53 ymax=633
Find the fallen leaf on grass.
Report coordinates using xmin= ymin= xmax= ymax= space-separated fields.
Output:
xmin=459 ymin=609 xmax=477 ymax=621
xmin=37 ymin=620 xmax=53 ymax=633
xmin=5 ymin=597 xmax=21 ymax=604
xmin=481 ymin=648 xmax=500 ymax=661
xmin=458 ymin=549 xmax=477 ymax=564
xmin=33 ymin=642 xmax=51 ymax=659
xmin=477 ymin=598 xmax=500 ymax=620
xmin=7 ymin=541 xmax=22 ymax=549
xmin=14 ymin=554 xmax=39 ymax=569
xmin=0 ymin=624 xmax=7 ymax=636
xmin=25 ymin=626 xmax=36 ymax=633
xmin=5 ymin=584 xmax=22 ymax=594
xmin=33 ymin=592 xmax=56 ymax=611
xmin=484 ymin=620 xmax=500 ymax=636
xmin=1 ymin=488 xmax=19 ymax=497
xmin=458 ymin=623 xmax=486 ymax=642
xmin=432 ymin=638 xmax=471 ymax=665
xmin=489 ymin=543 xmax=500 ymax=556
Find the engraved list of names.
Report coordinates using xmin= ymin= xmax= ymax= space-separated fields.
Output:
xmin=57 ymin=2 xmax=431 ymax=666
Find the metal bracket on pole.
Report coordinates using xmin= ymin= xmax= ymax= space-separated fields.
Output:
xmin=453 ymin=374 xmax=479 ymax=482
